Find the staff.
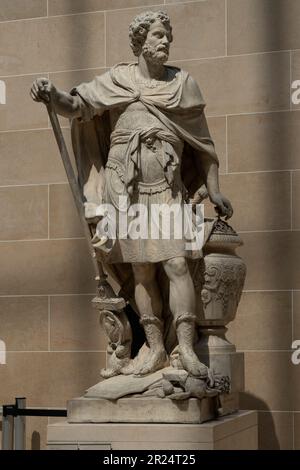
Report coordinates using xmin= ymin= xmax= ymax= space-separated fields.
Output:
xmin=46 ymin=100 xmax=103 ymax=283
xmin=30 ymin=79 xmax=123 ymax=306
xmin=46 ymin=101 xmax=125 ymax=312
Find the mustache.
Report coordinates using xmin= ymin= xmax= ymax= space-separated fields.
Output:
xmin=156 ymin=45 xmax=169 ymax=52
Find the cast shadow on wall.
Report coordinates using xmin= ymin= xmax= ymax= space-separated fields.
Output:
xmin=31 ymin=430 xmax=41 ymax=451
xmin=240 ymin=393 xmax=280 ymax=450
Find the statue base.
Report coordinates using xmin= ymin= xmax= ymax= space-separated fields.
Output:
xmin=195 ymin=350 xmax=245 ymax=416
xmin=67 ymin=397 xmax=218 ymax=424
xmin=47 ymin=410 xmax=257 ymax=450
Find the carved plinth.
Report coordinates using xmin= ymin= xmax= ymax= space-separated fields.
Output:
xmin=91 ymin=271 xmax=133 ymax=378
xmin=67 ymin=397 xmax=217 ymax=424
xmin=92 ymin=297 xmax=132 ymax=378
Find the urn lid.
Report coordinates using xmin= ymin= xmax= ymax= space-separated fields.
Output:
xmin=206 ymin=218 xmax=243 ymax=248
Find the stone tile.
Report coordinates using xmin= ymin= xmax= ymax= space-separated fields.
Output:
xmin=239 ymin=231 xmax=300 ymax=291
xmin=0 ymin=0 xmax=47 ymax=22
xmin=0 ymin=297 xmax=48 ymax=351
xmin=228 ymin=0 xmax=300 ymax=55
xmin=0 ymin=129 xmax=72 ymax=185
xmin=165 ymin=1 xmax=226 ymax=61
xmin=291 ymin=52 xmax=300 ymax=110
xmin=106 ymin=1 xmax=225 ymax=66
xmin=50 ymin=68 xmax=107 ymax=91
xmin=50 ymin=295 xmax=107 ymax=351
xmin=0 ymin=239 xmax=95 ymax=295
xmin=49 ymin=0 xmax=162 ymax=16
xmin=228 ymin=112 xmax=300 ymax=172
xmin=215 ymin=426 xmax=258 ymax=450
xmin=50 ymin=68 xmax=106 ymax=127
xmin=227 ymin=291 xmax=292 ymax=351
xmin=26 ymin=417 xmax=48 ymax=450
xmin=258 ymin=411 xmax=293 ymax=450
xmin=0 ymin=352 xmax=106 ymax=407
xmin=240 ymin=352 xmax=292 ymax=411
xmin=218 ymin=171 xmax=291 ymax=232
xmin=0 ymin=13 xmax=105 ymax=76
xmin=49 ymin=184 xmax=83 ymax=239
xmin=0 ymin=185 xmax=48 ymax=240
xmin=0 ymin=75 xmax=48 ymax=131
xmin=173 ymin=53 xmax=290 ymax=116
xmin=206 ymin=116 xmax=226 ymax=174
xmin=295 ymin=413 xmax=300 ymax=449
xmin=292 ymin=171 xmax=300 ymax=230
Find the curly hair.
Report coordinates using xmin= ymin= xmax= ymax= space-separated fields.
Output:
xmin=129 ymin=11 xmax=173 ymax=57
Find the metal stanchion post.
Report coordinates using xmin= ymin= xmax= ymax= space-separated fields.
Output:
xmin=14 ymin=397 xmax=26 ymax=450
xmin=2 ymin=400 xmax=66 ymax=450
xmin=2 ymin=406 xmax=14 ymax=450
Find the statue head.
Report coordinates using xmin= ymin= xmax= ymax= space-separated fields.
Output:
xmin=129 ymin=11 xmax=173 ymax=64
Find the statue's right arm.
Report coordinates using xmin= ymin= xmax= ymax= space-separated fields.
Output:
xmin=30 ymin=78 xmax=81 ymax=118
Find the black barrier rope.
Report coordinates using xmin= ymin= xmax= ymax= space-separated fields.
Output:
xmin=2 ymin=404 xmax=67 ymax=417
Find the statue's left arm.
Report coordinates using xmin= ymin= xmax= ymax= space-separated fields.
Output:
xmin=183 ymin=73 xmax=233 ymax=220
xmin=200 ymin=152 xmax=233 ymax=220
xmin=171 ymin=70 xmax=233 ymax=219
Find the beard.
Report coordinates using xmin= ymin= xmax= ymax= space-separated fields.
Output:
xmin=141 ymin=42 xmax=169 ymax=65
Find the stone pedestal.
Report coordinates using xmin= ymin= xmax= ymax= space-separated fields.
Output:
xmin=47 ymin=410 xmax=258 ymax=450
xmin=68 ymin=397 xmax=218 ymax=424
xmin=195 ymin=350 xmax=245 ymax=416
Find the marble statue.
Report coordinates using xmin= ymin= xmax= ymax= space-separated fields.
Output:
xmin=31 ymin=11 xmax=245 ymax=410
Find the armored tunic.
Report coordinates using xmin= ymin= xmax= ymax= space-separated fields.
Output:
xmin=71 ymin=63 xmax=218 ymax=263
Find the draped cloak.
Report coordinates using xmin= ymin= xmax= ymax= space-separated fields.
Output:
xmin=70 ymin=62 xmax=218 ymax=206
xmin=70 ymin=63 xmax=218 ymax=351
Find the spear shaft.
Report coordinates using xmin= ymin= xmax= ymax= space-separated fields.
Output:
xmin=46 ymin=101 xmax=101 ymax=280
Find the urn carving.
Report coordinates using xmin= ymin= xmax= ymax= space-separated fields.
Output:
xmin=195 ymin=219 xmax=246 ymax=354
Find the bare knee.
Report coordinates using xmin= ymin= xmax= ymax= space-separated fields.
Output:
xmin=132 ymin=263 xmax=156 ymax=285
xmin=163 ymin=257 xmax=188 ymax=278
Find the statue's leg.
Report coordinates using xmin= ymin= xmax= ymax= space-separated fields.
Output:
xmin=162 ymin=257 xmax=208 ymax=378
xmin=131 ymin=263 xmax=167 ymax=375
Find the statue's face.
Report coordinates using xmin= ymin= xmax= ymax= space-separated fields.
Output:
xmin=142 ymin=20 xmax=171 ymax=65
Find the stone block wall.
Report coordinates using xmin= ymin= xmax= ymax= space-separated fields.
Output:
xmin=0 ymin=0 xmax=299 ymax=449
